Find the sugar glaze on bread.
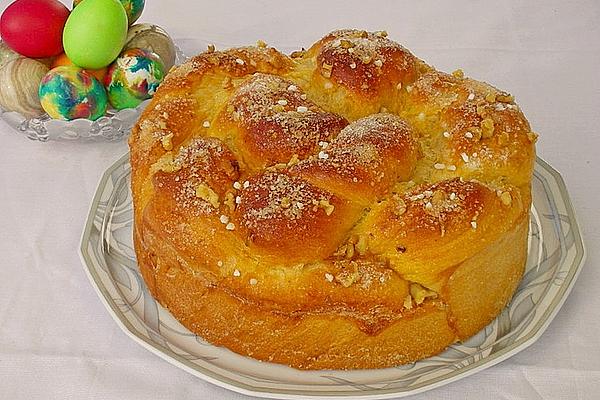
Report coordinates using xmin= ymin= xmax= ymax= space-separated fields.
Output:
xmin=129 ymin=29 xmax=537 ymax=370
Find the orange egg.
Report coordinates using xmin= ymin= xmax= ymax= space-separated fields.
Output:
xmin=52 ymin=53 xmax=108 ymax=81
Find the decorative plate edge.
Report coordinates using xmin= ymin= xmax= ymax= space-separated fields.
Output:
xmin=78 ymin=154 xmax=587 ymax=400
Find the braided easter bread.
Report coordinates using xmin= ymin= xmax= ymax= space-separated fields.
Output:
xmin=129 ymin=29 xmax=537 ymax=370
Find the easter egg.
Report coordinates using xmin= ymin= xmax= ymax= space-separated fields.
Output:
xmin=0 ymin=40 xmax=20 ymax=68
xmin=105 ymin=48 xmax=165 ymax=110
xmin=52 ymin=52 xmax=107 ymax=81
xmin=125 ymin=24 xmax=176 ymax=71
xmin=0 ymin=58 xmax=48 ymax=117
xmin=39 ymin=66 xmax=108 ymax=120
xmin=0 ymin=0 xmax=70 ymax=58
xmin=73 ymin=0 xmax=144 ymax=25
xmin=63 ymin=0 xmax=128 ymax=69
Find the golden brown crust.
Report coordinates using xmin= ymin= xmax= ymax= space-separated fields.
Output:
xmin=129 ymin=29 xmax=537 ymax=370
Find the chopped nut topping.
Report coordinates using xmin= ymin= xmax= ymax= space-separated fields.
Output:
xmin=249 ymin=278 xmax=258 ymax=285
xmin=481 ymin=118 xmax=495 ymax=138
xmin=361 ymin=55 xmax=372 ymax=64
xmin=287 ymin=154 xmax=300 ymax=166
xmin=235 ymin=58 xmax=245 ymax=65
xmin=207 ymin=44 xmax=215 ymax=53
xmin=319 ymin=199 xmax=335 ymax=216
xmin=297 ymin=106 xmax=308 ymax=113
xmin=233 ymin=269 xmax=241 ymax=277
xmin=409 ymin=283 xmax=438 ymax=305
xmin=280 ymin=196 xmax=291 ymax=209
xmin=403 ymin=295 xmax=413 ymax=309
xmin=225 ymin=222 xmax=236 ymax=231
xmin=497 ymin=93 xmax=514 ymax=103
xmin=287 ymin=84 xmax=298 ymax=92
xmin=467 ymin=93 xmax=475 ymax=101
xmin=321 ymin=62 xmax=333 ymax=78
xmin=396 ymin=198 xmax=407 ymax=216
xmin=432 ymin=190 xmax=446 ymax=206
xmin=461 ymin=152 xmax=470 ymax=163
xmin=222 ymin=76 xmax=233 ymax=89
xmin=195 ymin=183 xmax=219 ymax=208
xmin=350 ymin=62 xmax=357 ymax=69
xmin=443 ymin=131 xmax=450 ymax=138
xmin=374 ymin=59 xmax=383 ymax=67
xmin=434 ymin=163 xmax=446 ymax=170
xmin=160 ymin=133 xmax=173 ymax=151
xmin=243 ymin=180 xmax=250 ymax=189
xmin=217 ymin=260 xmax=223 ymax=267
xmin=290 ymin=49 xmax=305 ymax=58
xmin=340 ymin=39 xmax=355 ymax=49
xmin=396 ymin=82 xmax=402 ymax=90
xmin=452 ymin=69 xmax=464 ymax=78
xmin=325 ymin=273 xmax=334 ymax=282
xmin=277 ymin=99 xmax=288 ymax=106
xmin=355 ymin=235 xmax=369 ymax=255
xmin=335 ymin=268 xmax=360 ymax=288
xmin=499 ymin=191 xmax=512 ymax=206
xmin=219 ymin=215 xmax=229 ymax=224
xmin=447 ymin=165 xmax=457 ymax=171
xmin=471 ymin=220 xmax=477 ymax=229
xmin=527 ymin=131 xmax=539 ymax=143
xmin=202 ymin=120 xmax=210 ymax=128
xmin=465 ymin=131 xmax=473 ymax=139
xmin=233 ymin=181 xmax=242 ymax=190
xmin=224 ymin=192 xmax=235 ymax=211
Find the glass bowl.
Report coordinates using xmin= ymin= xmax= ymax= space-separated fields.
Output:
xmin=0 ymin=44 xmax=187 ymax=142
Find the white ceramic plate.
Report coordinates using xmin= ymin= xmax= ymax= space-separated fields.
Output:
xmin=79 ymin=154 xmax=585 ymax=399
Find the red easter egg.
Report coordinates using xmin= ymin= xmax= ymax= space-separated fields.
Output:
xmin=0 ymin=0 xmax=70 ymax=58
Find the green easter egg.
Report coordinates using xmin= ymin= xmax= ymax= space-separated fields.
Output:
xmin=63 ymin=0 xmax=128 ymax=69
xmin=73 ymin=0 xmax=145 ymax=25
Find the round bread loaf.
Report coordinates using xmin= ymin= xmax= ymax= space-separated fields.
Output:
xmin=129 ymin=29 xmax=537 ymax=370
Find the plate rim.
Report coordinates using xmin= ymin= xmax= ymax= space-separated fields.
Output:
xmin=79 ymin=153 xmax=587 ymax=400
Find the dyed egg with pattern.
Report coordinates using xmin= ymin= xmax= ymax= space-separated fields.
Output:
xmin=0 ymin=58 xmax=48 ymax=117
xmin=124 ymin=24 xmax=176 ymax=70
xmin=52 ymin=52 xmax=108 ymax=81
xmin=105 ymin=48 xmax=164 ymax=110
xmin=73 ymin=0 xmax=144 ymax=25
xmin=39 ymin=66 xmax=108 ymax=120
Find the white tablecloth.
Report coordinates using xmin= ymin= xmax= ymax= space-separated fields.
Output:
xmin=1 ymin=1 xmax=598 ymax=398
